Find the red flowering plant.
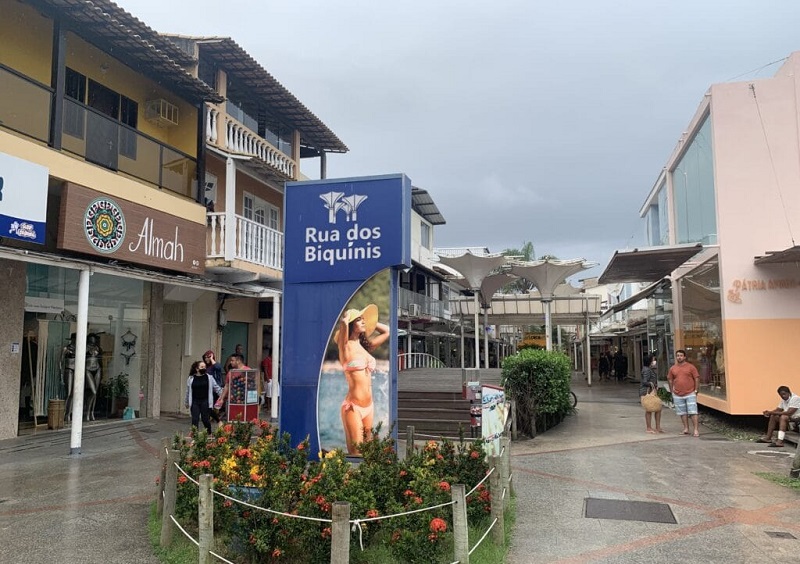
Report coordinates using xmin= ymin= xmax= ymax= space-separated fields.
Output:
xmin=170 ymin=420 xmax=491 ymax=563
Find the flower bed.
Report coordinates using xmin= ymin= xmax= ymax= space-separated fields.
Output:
xmin=171 ymin=420 xmax=490 ymax=563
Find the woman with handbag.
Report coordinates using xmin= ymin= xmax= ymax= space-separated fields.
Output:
xmin=640 ymin=354 xmax=664 ymax=434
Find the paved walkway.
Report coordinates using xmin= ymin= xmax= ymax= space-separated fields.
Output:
xmin=1 ymin=377 xmax=798 ymax=563
xmin=506 ymin=374 xmax=800 ymax=563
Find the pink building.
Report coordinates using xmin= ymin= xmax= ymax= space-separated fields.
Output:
xmin=601 ymin=53 xmax=800 ymax=415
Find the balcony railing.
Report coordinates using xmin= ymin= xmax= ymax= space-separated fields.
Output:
xmin=399 ymin=287 xmax=449 ymax=319
xmin=62 ymin=98 xmax=196 ymax=197
xmin=207 ymin=212 xmax=283 ymax=271
xmin=0 ymin=64 xmax=52 ymax=143
xmin=0 ymin=64 xmax=196 ymax=198
xmin=398 ymin=352 xmax=446 ymax=371
xmin=206 ymin=106 xmax=296 ymax=179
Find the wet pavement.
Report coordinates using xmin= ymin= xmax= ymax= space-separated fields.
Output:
xmin=506 ymin=374 xmax=800 ymax=564
xmin=0 ymin=377 xmax=798 ymax=563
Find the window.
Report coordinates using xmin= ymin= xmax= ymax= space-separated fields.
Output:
xmin=672 ymin=116 xmax=716 ymax=244
xmin=678 ymin=257 xmax=724 ymax=399
xmin=420 ymin=222 xmax=431 ymax=250
xmin=64 ymin=68 xmax=86 ymax=138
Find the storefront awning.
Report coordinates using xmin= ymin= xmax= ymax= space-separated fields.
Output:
xmin=598 ymin=244 xmax=703 ymax=284
xmin=600 ymin=278 xmax=670 ymax=321
xmin=754 ymin=245 xmax=800 ymax=265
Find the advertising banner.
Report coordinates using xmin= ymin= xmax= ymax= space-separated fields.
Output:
xmin=481 ymin=384 xmax=509 ymax=457
xmin=281 ymin=174 xmax=411 ymax=457
xmin=0 ymin=151 xmax=48 ymax=244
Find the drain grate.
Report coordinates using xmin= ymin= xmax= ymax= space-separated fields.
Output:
xmin=765 ymin=531 xmax=796 ymax=539
xmin=584 ymin=498 xmax=677 ymax=524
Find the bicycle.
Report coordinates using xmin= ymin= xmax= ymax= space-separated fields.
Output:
xmin=570 ymin=390 xmax=578 ymax=408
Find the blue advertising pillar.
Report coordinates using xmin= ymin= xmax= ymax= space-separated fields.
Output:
xmin=281 ymin=175 xmax=411 ymax=456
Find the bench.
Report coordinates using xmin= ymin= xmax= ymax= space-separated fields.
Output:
xmin=785 ymin=421 xmax=800 ymax=447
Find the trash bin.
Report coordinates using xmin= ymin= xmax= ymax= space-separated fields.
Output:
xmin=48 ymin=399 xmax=66 ymax=430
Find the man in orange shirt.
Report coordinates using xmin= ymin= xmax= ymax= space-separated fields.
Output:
xmin=667 ymin=349 xmax=700 ymax=437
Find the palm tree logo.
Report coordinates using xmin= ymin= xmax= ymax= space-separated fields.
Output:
xmin=319 ymin=190 xmax=368 ymax=224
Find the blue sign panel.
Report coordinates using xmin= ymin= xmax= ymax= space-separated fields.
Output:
xmin=284 ymin=174 xmax=411 ymax=283
xmin=281 ymin=175 xmax=411 ymax=457
xmin=0 ymin=152 xmax=48 ymax=244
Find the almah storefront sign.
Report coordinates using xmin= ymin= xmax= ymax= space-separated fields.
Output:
xmin=58 ymin=183 xmax=205 ymax=275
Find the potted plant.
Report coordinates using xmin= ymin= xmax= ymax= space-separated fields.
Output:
xmin=112 ymin=373 xmax=129 ymax=417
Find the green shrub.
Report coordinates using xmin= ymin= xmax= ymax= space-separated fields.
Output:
xmin=501 ymin=348 xmax=572 ymax=437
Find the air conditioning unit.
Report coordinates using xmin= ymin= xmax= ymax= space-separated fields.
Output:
xmin=145 ymin=98 xmax=179 ymax=127
xmin=408 ymin=303 xmax=421 ymax=317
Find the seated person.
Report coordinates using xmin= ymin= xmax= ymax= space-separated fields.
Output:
xmin=757 ymin=385 xmax=800 ymax=447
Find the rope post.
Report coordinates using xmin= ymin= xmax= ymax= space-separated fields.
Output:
xmin=489 ymin=456 xmax=505 ymax=546
xmin=160 ymin=449 xmax=179 ymax=547
xmin=510 ymin=400 xmax=518 ymax=440
xmin=331 ymin=501 xmax=350 ymax=564
xmin=198 ymin=474 xmax=214 ymax=564
xmin=451 ymin=483 xmax=469 ymax=564
xmin=791 ymin=442 xmax=800 ymax=478
xmin=406 ymin=425 xmax=415 ymax=459
xmin=501 ymin=437 xmax=514 ymax=500
xmin=157 ymin=437 xmax=169 ymax=514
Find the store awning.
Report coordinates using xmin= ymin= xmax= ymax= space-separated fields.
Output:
xmin=599 ymin=278 xmax=670 ymax=321
xmin=754 ymin=245 xmax=800 ymax=265
xmin=598 ymin=244 xmax=703 ymax=284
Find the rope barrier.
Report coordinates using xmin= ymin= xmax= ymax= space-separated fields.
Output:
xmin=208 ymin=550 xmax=235 ymax=564
xmin=168 ymin=514 xmax=199 ymax=546
xmin=351 ymin=500 xmax=456 ymax=551
xmin=174 ymin=462 xmax=200 ymax=486
xmin=468 ymin=517 xmax=497 ymax=555
xmin=211 ymin=489 xmax=332 ymax=523
xmin=465 ymin=467 xmax=494 ymax=498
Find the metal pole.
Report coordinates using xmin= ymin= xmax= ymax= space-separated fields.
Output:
xmin=585 ymin=307 xmax=592 ymax=386
xmin=483 ymin=308 xmax=489 ymax=369
xmin=544 ymin=300 xmax=552 ymax=351
xmin=69 ymin=268 xmax=90 ymax=454
xmin=270 ymin=294 xmax=281 ymax=421
xmin=460 ymin=313 xmax=465 ymax=369
xmin=473 ymin=292 xmax=480 ymax=369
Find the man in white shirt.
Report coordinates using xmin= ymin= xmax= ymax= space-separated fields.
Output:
xmin=757 ymin=386 xmax=800 ymax=448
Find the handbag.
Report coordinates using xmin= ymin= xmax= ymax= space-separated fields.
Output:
xmin=640 ymin=383 xmax=662 ymax=413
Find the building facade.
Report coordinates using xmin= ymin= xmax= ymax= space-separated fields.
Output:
xmin=602 ymin=53 xmax=800 ymax=414
xmin=0 ymin=0 xmax=345 ymax=439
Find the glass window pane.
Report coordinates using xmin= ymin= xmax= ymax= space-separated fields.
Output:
xmin=673 ymin=116 xmax=716 ymax=244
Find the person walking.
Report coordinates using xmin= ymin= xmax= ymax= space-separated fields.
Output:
xmin=667 ymin=349 xmax=700 ymax=437
xmin=598 ymin=353 xmax=609 ymax=382
xmin=185 ymin=360 xmax=222 ymax=434
xmin=203 ymin=350 xmax=224 ymax=422
xmin=640 ymin=354 xmax=664 ymax=434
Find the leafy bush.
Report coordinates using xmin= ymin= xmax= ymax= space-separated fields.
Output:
xmin=501 ymin=348 xmax=572 ymax=437
xmin=170 ymin=420 xmax=490 ymax=563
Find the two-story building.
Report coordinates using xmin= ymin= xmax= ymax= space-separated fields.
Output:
xmin=0 ymin=0 xmax=345 ymax=438
xmin=599 ymin=52 xmax=800 ymax=415
xmin=158 ymin=35 xmax=347 ymax=414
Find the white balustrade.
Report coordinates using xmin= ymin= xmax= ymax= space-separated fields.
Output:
xmin=206 ymin=212 xmax=283 ymax=270
xmin=221 ymin=117 xmax=295 ymax=178
xmin=206 ymin=212 xmax=226 ymax=258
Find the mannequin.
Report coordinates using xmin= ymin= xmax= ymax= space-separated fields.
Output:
xmin=61 ymin=333 xmax=77 ymax=421
xmin=84 ymin=333 xmax=103 ymax=421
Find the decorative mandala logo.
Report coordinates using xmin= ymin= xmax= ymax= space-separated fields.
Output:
xmin=84 ymin=197 xmax=126 ymax=253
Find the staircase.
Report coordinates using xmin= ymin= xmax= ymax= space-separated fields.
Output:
xmin=397 ymin=368 xmax=503 ymax=439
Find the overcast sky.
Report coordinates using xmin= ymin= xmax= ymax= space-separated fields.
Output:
xmin=127 ymin=0 xmax=800 ymax=276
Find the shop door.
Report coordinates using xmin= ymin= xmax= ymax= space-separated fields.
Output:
xmin=222 ymin=322 xmax=249 ymax=366
xmin=161 ymin=303 xmax=185 ymax=414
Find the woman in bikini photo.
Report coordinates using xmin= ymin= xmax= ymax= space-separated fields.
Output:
xmin=334 ymin=303 xmax=390 ymax=455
